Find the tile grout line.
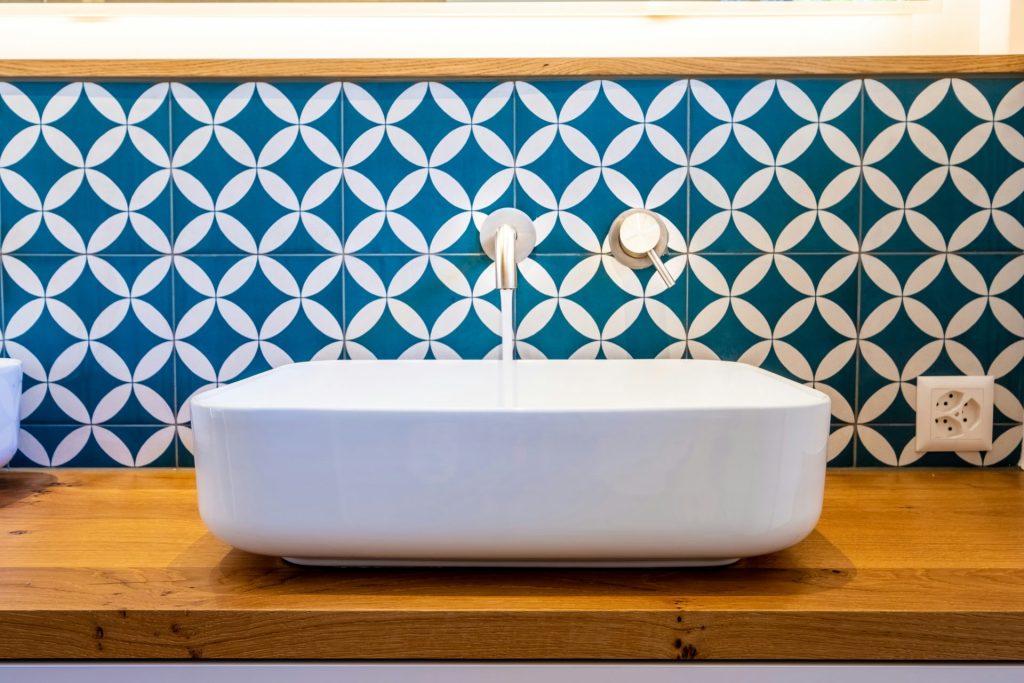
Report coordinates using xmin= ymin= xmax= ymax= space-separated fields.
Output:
xmin=167 ymin=88 xmax=180 ymax=468
xmin=340 ymin=81 xmax=348 ymax=360
xmin=10 ymin=247 xmax=1021 ymax=258
xmin=853 ymin=78 xmax=866 ymax=467
xmin=2 ymin=249 xmax=1024 ymax=258
xmin=512 ymin=79 xmax=518 ymax=211
xmin=511 ymin=79 xmax=519 ymax=358
xmin=684 ymin=78 xmax=692 ymax=353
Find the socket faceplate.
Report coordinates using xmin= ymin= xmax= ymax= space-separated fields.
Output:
xmin=915 ymin=375 xmax=995 ymax=452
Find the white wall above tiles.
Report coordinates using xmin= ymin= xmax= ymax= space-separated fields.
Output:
xmin=0 ymin=0 xmax=1020 ymax=60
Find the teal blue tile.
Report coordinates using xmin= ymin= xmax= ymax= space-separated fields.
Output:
xmin=344 ymin=254 xmax=498 ymax=358
xmin=515 ymin=254 xmax=687 ymax=359
xmin=173 ymin=254 xmax=345 ymax=408
xmin=862 ymin=77 xmax=1024 ymax=253
xmin=0 ymin=82 xmax=171 ymax=255
xmin=343 ymin=81 xmax=514 ymax=254
xmin=2 ymin=255 xmax=173 ymax=425
xmin=689 ymin=79 xmax=861 ymax=253
xmin=688 ymin=253 xmax=858 ymax=421
xmin=858 ymin=253 xmax=1023 ymax=424
xmin=515 ymin=80 xmax=687 ymax=254
xmin=11 ymin=424 xmax=175 ymax=467
xmin=513 ymin=255 xmax=593 ymax=358
xmin=170 ymin=82 xmax=343 ymax=254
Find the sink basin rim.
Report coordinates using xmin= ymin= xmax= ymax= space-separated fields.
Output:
xmin=191 ymin=358 xmax=830 ymax=414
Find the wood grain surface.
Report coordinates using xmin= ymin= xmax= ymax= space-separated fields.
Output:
xmin=0 ymin=56 xmax=1022 ymax=79
xmin=0 ymin=469 xmax=1023 ymax=660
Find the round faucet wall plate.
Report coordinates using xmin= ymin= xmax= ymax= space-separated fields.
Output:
xmin=619 ymin=211 xmax=663 ymax=258
xmin=609 ymin=208 xmax=670 ymax=270
xmin=480 ymin=208 xmax=537 ymax=264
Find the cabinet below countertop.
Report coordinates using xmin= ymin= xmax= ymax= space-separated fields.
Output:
xmin=0 ymin=469 xmax=1023 ymax=661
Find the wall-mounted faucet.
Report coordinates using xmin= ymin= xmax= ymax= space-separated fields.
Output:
xmin=480 ymin=208 xmax=537 ymax=290
xmin=609 ymin=209 xmax=676 ymax=287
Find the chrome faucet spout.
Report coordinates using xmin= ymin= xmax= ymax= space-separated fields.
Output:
xmin=480 ymin=208 xmax=537 ymax=292
xmin=494 ymin=223 xmax=518 ymax=290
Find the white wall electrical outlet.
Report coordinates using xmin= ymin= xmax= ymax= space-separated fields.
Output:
xmin=915 ymin=376 xmax=995 ymax=453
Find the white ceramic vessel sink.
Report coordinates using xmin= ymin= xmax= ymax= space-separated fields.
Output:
xmin=192 ymin=360 xmax=830 ymax=567
xmin=0 ymin=359 xmax=22 ymax=468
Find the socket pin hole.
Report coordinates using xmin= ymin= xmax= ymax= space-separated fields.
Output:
xmin=937 ymin=390 xmax=966 ymax=409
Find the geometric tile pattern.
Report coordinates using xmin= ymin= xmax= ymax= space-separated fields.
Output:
xmin=0 ymin=77 xmax=1021 ymax=467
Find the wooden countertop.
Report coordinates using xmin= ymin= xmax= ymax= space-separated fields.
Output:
xmin=0 ymin=56 xmax=1022 ymax=79
xmin=1 ymin=469 xmax=1023 ymax=661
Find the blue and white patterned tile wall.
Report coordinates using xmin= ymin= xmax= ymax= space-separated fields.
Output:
xmin=0 ymin=77 xmax=1021 ymax=468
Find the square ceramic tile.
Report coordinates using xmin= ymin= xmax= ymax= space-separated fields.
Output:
xmin=170 ymin=82 xmax=343 ymax=255
xmin=173 ymin=253 xmax=345 ymax=410
xmin=858 ymin=253 xmax=1024 ymax=425
xmin=862 ymin=78 xmax=1024 ymax=253
xmin=2 ymin=254 xmax=174 ymax=426
xmin=515 ymin=254 xmax=688 ymax=359
xmin=515 ymin=80 xmax=688 ymax=254
xmin=687 ymin=253 xmax=858 ymax=422
xmin=689 ymin=78 xmax=862 ymax=254
xmin=344 ymin=254 xmax=499 ymax=359
xmin=342 ymin=81 xmax=514 ymax=255
xmin=0 ymin=82 xmax=171 ymax=255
